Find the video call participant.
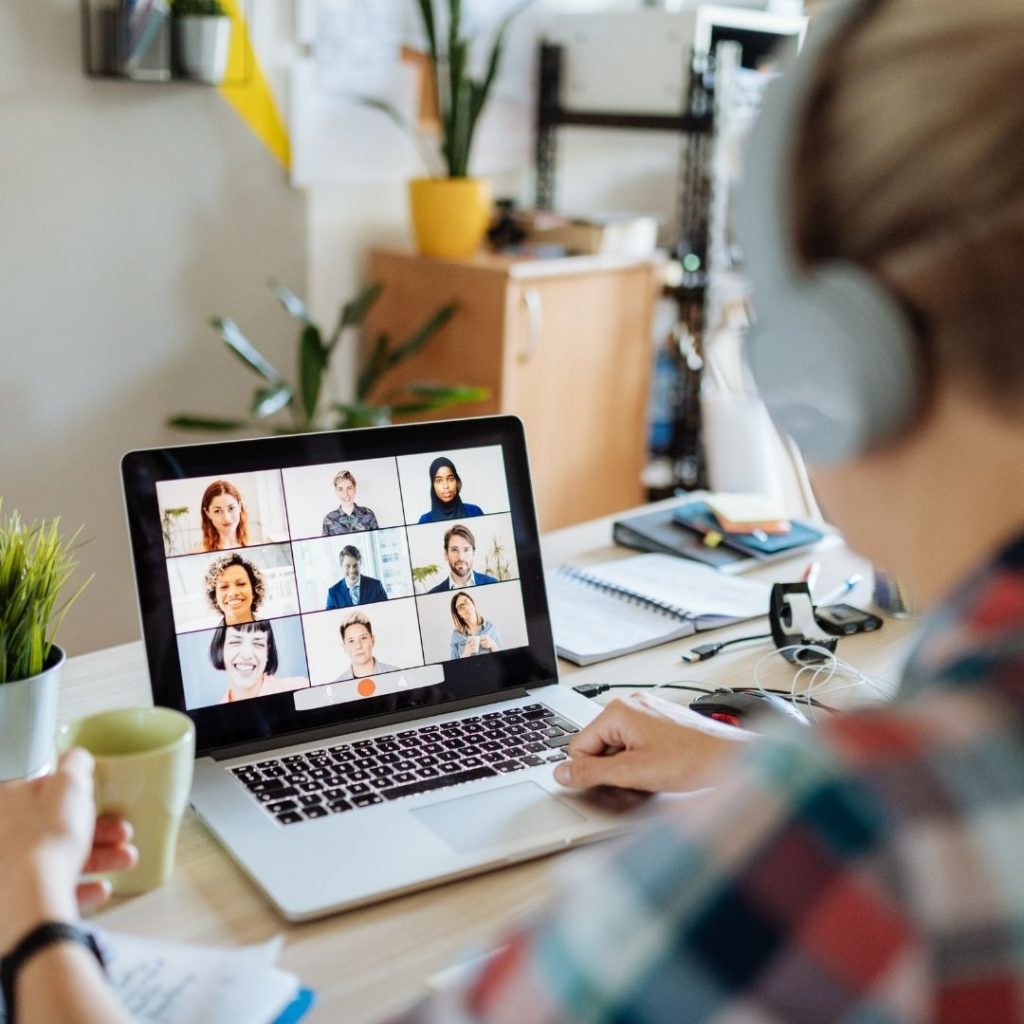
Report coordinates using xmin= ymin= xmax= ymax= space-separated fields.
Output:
xmin=386 ymin=0 xmax=1024 ymax=1019
xmin=449 ymin=592 xmax=502 ymax=659
xmin=417 ymin=457 xmax=483 ymax=524
xmin=334 ymin=612 xmax=398 ymax=681
xmin=203 ymin=552 xmax=264 ymax=626
xmin=194 ymin=479 xmax=250 ymax=552
xmin=325 ymin=545 xmax=388 ymax=609
xmin=208 ymin=621 xmax=308 ymax=704
xmin=427 ymin=524 xmax=498 ymax=593
xmin=322 ymin=469 xmax=379 ymax=535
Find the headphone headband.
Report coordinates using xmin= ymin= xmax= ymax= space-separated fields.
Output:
xmin=735 ymin=0 xmax=920 ymax=464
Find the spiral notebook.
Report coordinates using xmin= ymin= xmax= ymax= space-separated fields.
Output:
xmin=545 ymin=553 xmax=771 ymax=665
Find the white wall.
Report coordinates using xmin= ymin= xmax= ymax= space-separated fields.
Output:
xmin=2 ymin=0 xmax=744 ymax=657
xmin=0 ymin=1 xmax=305 ymax=655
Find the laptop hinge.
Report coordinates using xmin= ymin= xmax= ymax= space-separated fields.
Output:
xmin=206 ymin=688 xmax=532 ymax=762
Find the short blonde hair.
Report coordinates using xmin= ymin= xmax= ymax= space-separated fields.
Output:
xmin=794 ymin=0 xmax=1024 ymax=413
xmin=340 ymin=611 xmax=372 ymax=639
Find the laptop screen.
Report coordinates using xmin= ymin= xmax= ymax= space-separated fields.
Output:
xmin=121 ymin=416 xmax=558 ymax=756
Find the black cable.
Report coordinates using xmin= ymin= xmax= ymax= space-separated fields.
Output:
xmin=573 ymin=680 xmax=836 ymax=713
xmin=573 ymin=682 xmax=712 ymax=699
xmin=681 ymin=632 xmax=773 ymax=662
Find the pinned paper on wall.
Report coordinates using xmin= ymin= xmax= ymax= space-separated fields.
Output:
xmin=289 ymin=0 xmax=537 ymax=187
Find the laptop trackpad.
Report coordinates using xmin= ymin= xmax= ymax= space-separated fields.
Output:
xmin=411 ymin=782 xmax=586 ymax=854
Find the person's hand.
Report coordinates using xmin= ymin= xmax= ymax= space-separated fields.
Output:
xmin=462 ymin=636 xmax=480 ymax=656
xmin=0 ymin=749 xmax=136 ymax=951
xmin=478 ymin=635 xmax=498 ymax=652
xmin=552 ymin=691 xmax=755 ymax=793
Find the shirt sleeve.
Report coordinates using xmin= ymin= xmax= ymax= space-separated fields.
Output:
xmin=384 ymin=728 xmax=904 ymax=1024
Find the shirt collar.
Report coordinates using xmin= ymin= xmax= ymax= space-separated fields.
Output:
xmin=900 ymin=531 xmax=1024 ymax=699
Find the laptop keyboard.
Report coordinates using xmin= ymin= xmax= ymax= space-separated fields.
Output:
xmin=229 ymin=703 xmax=581 ymax=826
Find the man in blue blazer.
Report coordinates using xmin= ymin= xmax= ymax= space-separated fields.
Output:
xmin=428 ymin=524 xmax=498 ymax=593
xmin=326 ymin=545 xmax=389 ymax=609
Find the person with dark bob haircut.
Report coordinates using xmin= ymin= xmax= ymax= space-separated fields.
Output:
xmin=208 ymin=620 xmax=308 ymax=704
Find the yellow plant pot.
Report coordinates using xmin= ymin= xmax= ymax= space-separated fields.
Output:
xmin=409 ymin=177 xmax=493 ymax=258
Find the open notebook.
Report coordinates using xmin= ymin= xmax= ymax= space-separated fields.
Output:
xmin=545 ymin=553 xmax=771 ymax=665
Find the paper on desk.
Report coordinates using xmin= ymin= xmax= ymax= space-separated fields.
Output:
xmin=95 ymin=929 xmax=307 ymax=1024
xmin=575 ymin=554 xmax=770 ymax=617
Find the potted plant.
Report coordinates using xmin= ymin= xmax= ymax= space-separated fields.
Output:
xmin=172 ymin=0 xmax=232 ymax=85
xmin=367 ymin=0 xmax=532 ymax=258
xmin=167 ymin=279 xmax=489 ymax=434
xmin=0 ymin=504 xmax=91 ymax=781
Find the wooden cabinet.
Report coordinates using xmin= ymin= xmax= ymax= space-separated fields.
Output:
xmin=364 ymin=248 xmax=661 ymax=531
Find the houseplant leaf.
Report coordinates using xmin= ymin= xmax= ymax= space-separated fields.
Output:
xmin=211 ymin=317 xmax=282 ymax=383
xmin=385 ymin=302 xmax=457 ymax=367
xmin=298 ymin=323 xmax=327 ymax=426
xmin=388 ymin=384 xmax=491 ymax=416
xmin=250 ymin=383 xmax=293 ymax=419
xmin=329 ymin=281 xmax=384 ymax=351
xmin=270 ymin=279 xmax=311 ymax=324
xmin=166 ymin=414 xmax=251 ymax=432
xmin=356 ymin=335 xmax=392 ymax=401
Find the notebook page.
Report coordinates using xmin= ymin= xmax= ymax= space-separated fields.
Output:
xmin=545 ymin=569 xmax=694 ymax=662
xmin=574 ymin=554 xmax=770 ymax=619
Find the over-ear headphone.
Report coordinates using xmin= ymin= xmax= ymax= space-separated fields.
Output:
xmin=735 ymin=0 xmax=920 ymax=464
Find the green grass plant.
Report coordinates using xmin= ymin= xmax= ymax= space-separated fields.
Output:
xmin=0 ymin=502 xmax=91 ymax=683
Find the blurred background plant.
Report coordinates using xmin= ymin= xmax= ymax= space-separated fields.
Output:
xmin=168 ymin=280 xmax=488 ymax=434
xmin=362 ymin=0 xmax=534 ymax=179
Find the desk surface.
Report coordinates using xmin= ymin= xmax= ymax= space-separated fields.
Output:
xmin=72 ymin=503 xmax=916 ymax=1022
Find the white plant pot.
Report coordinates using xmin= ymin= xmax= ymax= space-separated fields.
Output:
xmin=0 ymin=645 xmax=64 ymax=781
xmin=176 ymin=15 xmax=231 ymax=85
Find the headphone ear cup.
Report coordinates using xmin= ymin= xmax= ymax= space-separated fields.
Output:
xmin=747 ymin=263 xmax=920 ymax=463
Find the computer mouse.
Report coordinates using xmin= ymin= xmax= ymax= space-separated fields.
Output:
xmin=689 ymin=689 xmax=811 ymax=728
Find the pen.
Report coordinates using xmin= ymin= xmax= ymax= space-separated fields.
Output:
xmin=801 ymin=560 xmax=820 ymax=593
xmin=815 ymin=573 xmax=863 ymax=606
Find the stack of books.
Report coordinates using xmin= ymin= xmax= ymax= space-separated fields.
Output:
xmin=613 ymin=493 xmax=832 ymax=573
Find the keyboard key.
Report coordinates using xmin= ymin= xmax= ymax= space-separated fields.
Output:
xmin=546 ymin=751 xmax=568 ymax=762
xmin=299 ymin=794 xmax=323 ymax=808
xmin=257 ymin=786 xmax=297 ymax=802
xmin=303 ymin=805 xmax=329 ymax=819
xmin=352 ymin=793 xmax=384 ymax=807
xmin=327 ymin=799 xmax=353 ymax=813
xmin=493 ymin=760 xmax=524 ymax=774
xmin=544 ymin=734 xmax=573 ymax=749
xmin=348 ymin=783 xmax=371 ymax=796
xmin=266 ymin=799 xmax=299 ymax=813
xmin=522 ymin=755 xmax=546 ymax=767
xmin=324 ymin=787 xmax=347 ymax=801
xmin=276 ymin=811 xmax=303 ymax=825
xmin=379 ymin=766 xmax=497 ymax=802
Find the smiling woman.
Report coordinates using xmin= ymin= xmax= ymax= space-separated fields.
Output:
xmin=194 ymin=479 xmax=250 ymax=552
xmin=203 ymin=553 xmax=264 ymax=626
xmin=208 ymin=621 xmax=308 ymax=704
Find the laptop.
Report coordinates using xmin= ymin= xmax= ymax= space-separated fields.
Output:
xmin=121 ymin=415 xmax=649 ymax=921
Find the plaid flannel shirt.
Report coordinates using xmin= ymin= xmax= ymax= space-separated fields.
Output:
xmin=390 ymin=534 xmax=1024 ymax=1023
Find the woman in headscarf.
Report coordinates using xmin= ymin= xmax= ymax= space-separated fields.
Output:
xmin=417 ymin=457 xmax=484 ymax=524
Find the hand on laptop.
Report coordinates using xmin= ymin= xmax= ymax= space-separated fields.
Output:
xmin=552 ymin=692 xmax=753 ymax=793
xmin=0 ymin=748 xmax=137 ymax=951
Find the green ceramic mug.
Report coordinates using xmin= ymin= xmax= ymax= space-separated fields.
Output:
xmin=57 ymin=707 xmax=195 ymax=894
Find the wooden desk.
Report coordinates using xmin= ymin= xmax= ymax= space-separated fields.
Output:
xmin=76 ymin=505 xmax=916 ymax=1022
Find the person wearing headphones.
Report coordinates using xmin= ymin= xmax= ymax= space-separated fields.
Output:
xmin=388 ymin=0 xmax=1024 ymax=1018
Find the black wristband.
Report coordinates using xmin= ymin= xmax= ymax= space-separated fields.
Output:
xmin=1 ymin=922 xmax=106 ymax=1024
